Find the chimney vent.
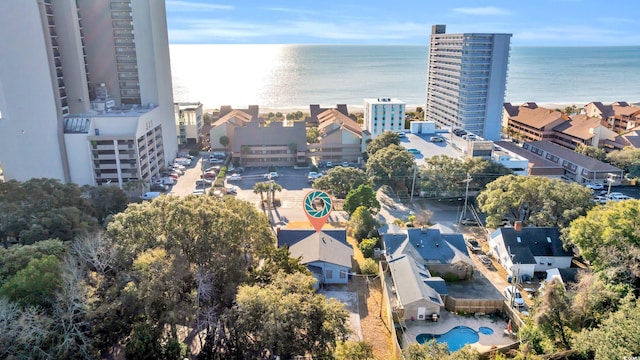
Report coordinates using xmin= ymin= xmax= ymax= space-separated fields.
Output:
xmin=514 ymin=221 xmax=523 ymax=231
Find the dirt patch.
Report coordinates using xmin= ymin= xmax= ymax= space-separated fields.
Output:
xmin=347 ymin=276 xmax=393 ymax=360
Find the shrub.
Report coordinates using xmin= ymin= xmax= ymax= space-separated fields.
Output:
xmin=188 ymin=149 xmax=199 ymax=156
xmin=360 ymin=258 xmax=378 ymax=275
xmin=443 ymin=273 xmax=460 ymax=282
xmin=214 ymin=179 xmax=224 ymax=188
xmin=310 ymin=165 xmax=318 ymax=172
xmin=359 ymin=238 xmax=378 ymax=258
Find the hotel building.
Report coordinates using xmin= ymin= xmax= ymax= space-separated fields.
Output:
xmin=425 ymin=24 xmax=511 ymax=141
xmin=0 ymin=0 xmax=178 ymax=187
xmin=363 ymin=97 xmax=406 ymax=138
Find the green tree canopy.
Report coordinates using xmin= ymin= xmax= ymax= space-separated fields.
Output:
xmin=349 ymin=206 xmax=377 ymax=242
xmin=366 ymin=144 xmax=415 ymax=184
xmin=366 ymin=131 xmax=400 ymax=156
xmin=343 ymin=184 xmax=380 ymax=215
xmin=219 ymin=135 xmax=229 ymax=148
xmin=0 ymin=239 xmax=65 ymax=286
xmin=565 ymin=199 xmax=640 ymax=289
xmin=313 ymin=167 xmax=370 ymax=199
xmin=334 ymin=341 xmax=374 ymax=360
xmin=574 ymin=144 xmax=606 ymax=161
xmin=216 ymin=271 xmax=350 ymax=359
xmin=307 ymin=127 xmax=321 ymax=144
xmin=477 ymin=175 xmax=593 ymax=228
xmin=0 ymin=254 xmax=61 ymax=308
xmin=606 ymin=147 xmax=640 ymax=177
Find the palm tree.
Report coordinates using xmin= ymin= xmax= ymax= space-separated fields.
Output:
xmin=268 ymin=182 xmax=283 ymax=208
xmin=253 ymin=182 xmax=268 ymax=209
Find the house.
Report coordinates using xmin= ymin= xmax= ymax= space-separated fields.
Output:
xmin=277 ymin=229 xmax=353 ymax=286
xmin=305 ymin=104 xmax=349 ymax=127
xmin=545 ymin=268 xmax=586 ymax=290
xmin=381 ymin=225 xmax=473 ymax=321
xmin=551 ymin=114 xmax=617 ymax=150
xmin=520 ymin=141 xmax=624 ymax=184
xmin=488 ymin=223 xmax=573 ymax=278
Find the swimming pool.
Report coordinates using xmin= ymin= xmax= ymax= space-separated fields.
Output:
xmin=416 ymin=326 xmax=492 ymax=351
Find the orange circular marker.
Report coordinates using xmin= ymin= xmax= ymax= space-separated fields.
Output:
xmin=303 ymin=190 xmax=332 ymax=232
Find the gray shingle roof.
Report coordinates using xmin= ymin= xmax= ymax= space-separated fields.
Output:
xmin=496 ymin=227 xmax=573 ymax=264
xmin=527 ymin=141 xmax=623 ymax=172
xmin=387 ymin=255 xmax=443 ymax=306
xmin=278 ymin=229 xmax=348 ymax=247
xmin=288 ymin=231 xmax=353 ymax=268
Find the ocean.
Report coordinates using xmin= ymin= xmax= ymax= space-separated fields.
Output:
xmin=169 ymin=44 xmax=640 ymax=111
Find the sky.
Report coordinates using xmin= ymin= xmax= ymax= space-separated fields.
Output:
xmin=165 ymin=0 xmax=640 ymax=46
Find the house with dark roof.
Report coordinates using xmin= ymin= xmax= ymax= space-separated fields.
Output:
xmin=521 ymin=141 xmax=624 ymax=184
xmin=494 ymin=141 xmax=565 ymax=178
xmin=381 ymin=225 xmax=473 ymax=321
xmin=488 ymin=223 xmax=573 ymax=278
xmin=551 ymin=114 xmax=617 ymax=150
xmin=585 ymin=101 xmax=640 ymax=133
xmin=545 ymin=268 xmax=587 ymax=290
xmin=306 ymin=109 xmax=370 ymax=164
xmin=305 ymin=104 xmax=349 ymax=127
xmin=277 ymin=229 xmax=353 ymax=286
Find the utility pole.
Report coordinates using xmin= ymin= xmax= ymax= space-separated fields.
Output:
xmin=460 ymin=173 xmax=472 ymax=223
xmin=410 ymin=166 xmax=418 ymax=202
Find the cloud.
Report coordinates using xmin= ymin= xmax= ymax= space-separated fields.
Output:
xmin=452 ymin=6 xmax=511 ymax=16
xmin=168 ymin=18 xmax=430 ymax=43
xmin=165 ymin=1 xmax=233 ymax=11
xmin=262 ymin=7 xmax=317 ymax=15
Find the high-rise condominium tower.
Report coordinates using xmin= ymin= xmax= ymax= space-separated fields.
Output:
xmin=425 ymin=24 xmax=511 ymax=141
xmin=0 ymin=0 xmax=178 ymax=187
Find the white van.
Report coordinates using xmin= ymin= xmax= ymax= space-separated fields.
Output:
xmin=140 ymin=192 xmax=161 ymax=200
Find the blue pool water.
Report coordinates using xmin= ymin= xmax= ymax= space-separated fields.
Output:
xmin=478 ymin=327 xmax=494 ymax=335
xmin=416 ymin=326 xmax=479 ymax=351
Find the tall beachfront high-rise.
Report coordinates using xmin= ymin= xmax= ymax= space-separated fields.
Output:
xmin=363 ymin=98 xmax=406 ymax=138
xmin=0 ymin=0 xmax=178 ymax=187
xmin=425 ymin=25 xmax=511 ymax=141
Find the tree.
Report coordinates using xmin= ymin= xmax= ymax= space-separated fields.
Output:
xmin=307 ymin=127 xmax=321 ymax=144
xmin=358 ymin=238 xmax=378 ymax=258
xmin=219 ymin=135 xmax=229 ymax=149
xmin=0 ymin=255 xmax=62 ymax=308
xmin=533 ymin=278 xmax=572 ymax=350
xmin=568 ymin=271 xmax=619 ymax=329
xmin=565 ymin=199 xmax=640 ymax=289
xmin=366 ymin=144 xmax=415 ymax=185
xmin=359 ymin=258 xmax=378 ymax=275
xmin=343 ymin=184 xmax=380 ymax=215
xmin=252 ymin=181 xmax=270 ymax=207
xmin=477 ymin=175 xmax=593 ymax=228
xmin=221 ymin=271 xmax=350 ymax=359
xmin=313 ymin=167 xmax=370 ymax=199
xmin=572 ymin=293 xmax=640 ymax=360
xmin=366 ymin=131 xmax=400 ymax=156
xmin=334 ymin=341 xmax=374 ymax=360
xmin=349 ymin=206 xmax=377 ymax=242
xmin=81 ymin=185 xmax=128 ymax=226
xmin=402 ymin=340 xmax=479 ymax=360
xmin=0 ymin=299 xmax=53 ymax=358
xmin=574 ymin=144 xmax=606 ymax=161
xmin=606 ymin=147 xmax=640 ymax=178
xmin=0 ymin=239 xmax=65 ymax=285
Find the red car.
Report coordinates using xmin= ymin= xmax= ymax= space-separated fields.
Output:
xmin=201 ymin=171 xmax=217 ymax=179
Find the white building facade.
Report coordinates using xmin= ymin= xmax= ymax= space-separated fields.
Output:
xmin=425 ymin=24 xmax=511 ymax=141
xmin=363 ymin=98 xmax=406 ymax=138
xmin=0 ymin=0 xmax=178 ymax=187
xmin=174 ymin=102 xmax=203 ymax=146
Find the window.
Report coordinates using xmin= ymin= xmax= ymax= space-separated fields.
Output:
xmin=326 ymin=269 xmax=333 ymax=279
xmin=339 ymin=270 xmax=346 ymax=279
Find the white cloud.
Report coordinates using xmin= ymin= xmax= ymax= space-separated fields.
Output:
xmin=166 ymin=1 xmax=233 ymax=11
xmin=452 ymin=6 xmax=511 ymax=16
xmin=168 ymin=18 xmax=430 ymax=43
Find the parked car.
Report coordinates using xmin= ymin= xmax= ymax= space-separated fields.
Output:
xmin=396 ymin=132 xmax=406 ymax=138
xmin=462 ymin=134 xmax=477 ymax=141
xmin=174 ymin=158 xmax=191 ymax=166
xmin=150 ymin=183 xmax=169 ymax=192
xmin=201 ymin=171 xmax=217 ymax=179
xmin=326 ymin=161 xmax=334 ymax=168
xmin=460 ymin=218 xmax=479 ymax=226
xmin=341 ymin=161 xmax=350 ymax=167
xmin=465 ymin=238 xmax=482 ymax=253
xmin=407 ymin=148 xmax=421 ymax=154
xmin=430 ymin=136 xmax=444 ymax=142
xmin=192 ymin=188 xmax=206 ymax=196
xmin=225 ymin=186 xmax=238 ymax=195
xmin=204 ymin=165 xmax=222 ymax=172
xmin=195 ymin=179 xmax=212 ymax=187
xmin=608 ymin=193 xmax=630 ymax=201
xmin=593 ymin=195 xmax=607 ymax=204
xmin=453 ymin=128 xmax=467 ymax=136
xmin=477 ymin=254 xmax=493 ymax=267
xmin=263 ymin=172 xmax=279 ymax=180
xmin=209 ymin=158 xmax=224 ymax=164
xmin=586 ymin=183 xmax=604 ymax=190
xmin=171 ymin=164 xmax=186 ymax=171
xmin=153 ymin=177 xmax=175 ymax=185
xmin=226 ymin=174 xmax=242 ymax=182
xmin=177 ymin=152 xmax=194 ymax=160
xmin=229 ymin=167 xmax=244 ymax=174
xmin=504 ymin=286 xmax=525 ymax=307
xmin=140 ymin=192 xmax=161 ymax=200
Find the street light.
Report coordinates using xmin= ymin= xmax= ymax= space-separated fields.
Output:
xmin=606 ymin=173 xmax=617 ymax=202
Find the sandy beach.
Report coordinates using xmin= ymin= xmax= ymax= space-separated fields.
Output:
xmin=205 ymin=105 xmax=423 ymax=116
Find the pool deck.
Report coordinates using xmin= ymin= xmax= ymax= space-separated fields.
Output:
xmin=402 ymin=311 xmax=517 ymax=353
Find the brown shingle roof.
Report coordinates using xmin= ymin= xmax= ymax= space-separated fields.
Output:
xmin=613 ymin=105 xmax=640 ymax=116
xmin=211 ymin=109 xmax=256 ymax=128
xmin=509 ymin=105 xmax=565 ymax=129
xmin=552 ymin=114 xmax=602 ymax=140
xmin=317 ymin=109 xmax=362 ymax=137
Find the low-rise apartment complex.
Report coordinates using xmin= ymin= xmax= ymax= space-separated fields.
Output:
xmin=174 ymin=102 xmax=203 ymax=146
